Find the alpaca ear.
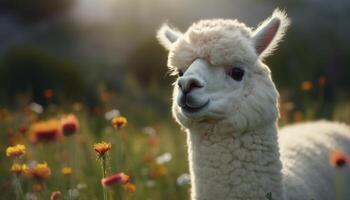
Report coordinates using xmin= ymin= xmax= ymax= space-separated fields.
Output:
xmin=157 ymin=24 xmax=182 ymax=50
xmin=252 ymin=9 xmax=290 ymax=59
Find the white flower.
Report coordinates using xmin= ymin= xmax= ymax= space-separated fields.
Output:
xmin=176 ymin=173 xmax=191 ymax=186
xmin=146 ymin=180 xmax=156 ymax=188
xmin=29 ymin=103 xmax=43 ymax=114
xmin=142 ymin=127 xmax=156 ymax=136
xmin=104 ymin=109 xmax=120 ymax=120
xmin=156 ymin=152 xmax=172 ymax=165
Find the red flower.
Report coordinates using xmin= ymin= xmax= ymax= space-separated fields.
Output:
xmin=329 ymin=149 xmax=348 ymax=168
xmin=101 ymin=172 xmax=130 ymax=187
xmin=50 ymin=191 xmax=62 ymax=200
xmin=60 ymin=114 xmax=80 ymax=136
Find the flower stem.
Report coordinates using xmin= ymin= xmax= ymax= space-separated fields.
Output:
xmin=101 ymin=155 xmax=108 ymax=200
xmin=13 ymin=174 xmax=23 ymax=200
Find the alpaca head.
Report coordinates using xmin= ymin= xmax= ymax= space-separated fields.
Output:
xmin=157 ymin=9 xmax=290 ymax=133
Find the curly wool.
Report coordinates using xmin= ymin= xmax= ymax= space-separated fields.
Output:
xmin=157 ymin=8 xmax=350 ymax=200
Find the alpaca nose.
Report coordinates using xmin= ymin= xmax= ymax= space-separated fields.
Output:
xmin=178 ymin=77 xmax=203 ymax=94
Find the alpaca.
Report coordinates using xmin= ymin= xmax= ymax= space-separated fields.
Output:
xmin=157 ymin=9 xmax=350 ymax=200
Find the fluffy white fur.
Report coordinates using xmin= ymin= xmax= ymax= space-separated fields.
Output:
xmin=157 ymin=9 xmax=350 ymax=200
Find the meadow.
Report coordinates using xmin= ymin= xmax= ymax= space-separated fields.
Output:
xmin=1 ymin=77 xmax=350 ymax=200
xmin=1 ymin=0 xmax=350 ymax=199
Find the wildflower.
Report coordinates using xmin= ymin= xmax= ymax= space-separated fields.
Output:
xmin=176 ymin=173 xmax=191 ymax=186
xmin=329 ymin=150 xmax=348 ymax=168
xmin=50 ymin=191 xmax=62 ymax=200
xmin=29 ymin=119 xmax=60 ymax=143
xmin=123 ymin=182 xmax=136 ymax=193
xmin=301 ymin=81 xmax=313 ymax=91
xmin=111 ymin=116 xmax=127 ymax=129
xmin=318 ymin=75 xmax=327 ymax=87
xmin=104 ymin=109 xmax=120 ymax=121
xmin=93 ymin=142 xmax=111 ymax=156
xmin=10 ymin=163 xmax=24 ymax=174
xmin=30 ymin=162 xmax=51 ymax=180
xmin=44 ymin=89 xmax=54 ymax=99
xmin=142 ymin=127 xmax=156 ymax=136
xmin=6 ymin=144 xmax=26 ymax=157
xmin=293 ymin=111 xmax=303 ymax=122
xmin=32 ymin=183 xmax=44 ymax=192
xmin=143 ymin=153 xmax=155 ymax=163
xmin=156 ymin=152 xmax=172 ymax=165
xmin=101 ymin=172 xmax=130 ymax=187
xmin=29 ymin=102 xmax=44 ymax=114
xmin=61 ymin=167 xmax=72 ymax=176
xmin=68 ymin=189 xmax=79 ymax=199
xmin=60 ymin=114 xmax=79 ymax=136
xmin=76 ymin=183 xmax=88 ymax=190
xmin=149 ymin=164 xmax=168 ymax=178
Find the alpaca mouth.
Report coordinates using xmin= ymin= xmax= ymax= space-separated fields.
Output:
xmin=180 ymin=100 xmax=210 ymax=113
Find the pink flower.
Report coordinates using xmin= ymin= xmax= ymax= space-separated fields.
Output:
xmin=101 ymin=172 xmax=130 ymax=187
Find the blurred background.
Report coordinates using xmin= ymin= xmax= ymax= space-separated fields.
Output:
xmin=0 ymin=0 xmax=350 ymax=199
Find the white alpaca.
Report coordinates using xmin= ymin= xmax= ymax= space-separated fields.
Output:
xmin=157 ymin=9 xmax=350 ymax=200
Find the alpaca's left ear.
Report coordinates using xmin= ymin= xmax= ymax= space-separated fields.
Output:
xmin=157 ymin=24 xmax=182 ymax=50
xmin=252 ymin=9 xmax=290 ymax=59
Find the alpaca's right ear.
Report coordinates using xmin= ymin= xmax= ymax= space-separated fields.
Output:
xmin=252 ymin=9 xmax=290 ymax=59
xmin=157 ymin=24 xmax=182 ymax=50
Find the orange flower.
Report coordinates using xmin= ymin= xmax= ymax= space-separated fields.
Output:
xmin=301 ymin=81 xmax=313 ymax=91
xmin=61 ymin=167 xmax=72 ymax=176
xmin=44 ymin=89 xmax=54 ymax=99
xmin=50 ymin=191 xmax=62 ymax=200
xmin=111 ymin=116 xmax=127 ymax=129
xmin=33 ymin=183 xmax=44 ymax=192
xmin=29 ymin=119 xmax=60 ymax=143
xmin=10 ymin=163 xmax=26 ymax=174
xmin=101 ymin=172 xmax=130 ymax=187
xmin=30 ymin=162 xmax=51 ymax=180
xmin=318 ymin=75 xmax=327 ymax=87
xmin=293 ymin=111 xmax=304 ymax=122
xmin=93 ymin=142 xmax=111 ymax=156
xmin=60 ymin=114 xmax=79 ymax=136
xmin=329 ymin=150 xmax=348 ymax=168
xmin=123 ymin=182 xmax=136 ymax=193
xmin=6 ymin=144 xmax=26 ymax=157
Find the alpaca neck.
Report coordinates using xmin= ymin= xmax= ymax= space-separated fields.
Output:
xmin=186 ymin=123 xmax=284 ymax=200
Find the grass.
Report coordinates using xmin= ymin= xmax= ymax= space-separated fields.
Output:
xmin=1 ymin=77 xmax=350 ymax=200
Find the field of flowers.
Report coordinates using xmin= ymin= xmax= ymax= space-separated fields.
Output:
xmin=1 ymin=76 xmax=350 ymax=200
xmin=1 ymin=97 xmax=191 ymax=200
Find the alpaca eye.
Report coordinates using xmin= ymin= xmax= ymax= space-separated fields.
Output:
xmin=228 ymin=67 xmax=244 ymax=81
xmin=178 ymin=70 xmax=184 ymax=77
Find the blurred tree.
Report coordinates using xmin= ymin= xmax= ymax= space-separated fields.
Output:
xmin=0 ymin=0 xmax=75 ymax=22
xmin=0 ymin=45 xmax=85 ymax=106
xmin=126 ymin=38 xmax=172 ymax=90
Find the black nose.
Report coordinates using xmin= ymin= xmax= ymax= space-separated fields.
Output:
xmin=178 ymin=77 xmax=203 ymax=94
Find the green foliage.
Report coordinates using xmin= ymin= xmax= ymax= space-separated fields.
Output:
xmin=0 ymin=45 xmax=85 ymax=105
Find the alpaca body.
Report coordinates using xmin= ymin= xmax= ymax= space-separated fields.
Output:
xmin=156 ymin=9 xmax=350 ymax=200
xmin=186 ymin=123 xmax=284 ymax=200
xmin=280 ymin=121 xmax=350 ymax=200
xmin=186 ymin=120 xmax=350 ymax=200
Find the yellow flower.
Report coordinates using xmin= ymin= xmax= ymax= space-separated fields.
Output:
xmin=30 ymin=162 xmax=51 ymax=180
xmin=93 ymin=142 xmax=112 ymax=156
xmin=10 ymin=163 xmax=29 ymax=174
xmin=301 ymin=81 xmax=313 ymax=91
xmin=111 ymin=116 xmax=127 ymax=129
xmin=6 ymin=144 xmax=26 ymax=157
xmin=61 ymin=167 xmax=72 ymax=176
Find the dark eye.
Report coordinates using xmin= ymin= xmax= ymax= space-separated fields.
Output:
xmin=178 ymin=70 xmax=184 ymax=77
xmin=228 ymin=67 xmax=244 ymax=81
